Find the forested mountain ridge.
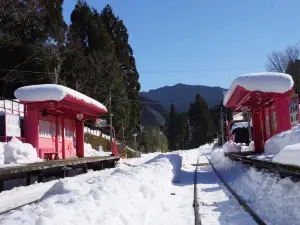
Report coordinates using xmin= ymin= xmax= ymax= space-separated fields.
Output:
xmin=141 ymin=83 xmax=226 ymax=112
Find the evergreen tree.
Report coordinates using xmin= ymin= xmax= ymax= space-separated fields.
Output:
xmin=61 ymin=1 xmax=130 ymax=139
xmin=167 ymin=104 xmax=178 ymax=150
xmin=286 ymin=60 xmax=300 ymax=95
xmin=101 ymin=5 xmax=141 ymax=138
xmin=177 ymin=112 xmax=189 ymax=149
xmin=0 ymin=0 xmax=67 ymax=97
xmin=188 ymin=93 xmax=214 ymax=147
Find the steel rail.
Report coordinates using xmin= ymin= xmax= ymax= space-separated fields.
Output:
xmin=206 ymin=155 xmax=266 ymax=225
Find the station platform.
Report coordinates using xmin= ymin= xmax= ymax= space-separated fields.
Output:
xmin=0 ymin=156 xmax=120 ymax=192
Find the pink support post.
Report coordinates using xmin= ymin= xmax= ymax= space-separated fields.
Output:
xmin=25 ymin=105 xmax=40 ymax=157
xmin=61 ymin=116 xmax=65 ymax=159
xmin=297 ymin=95 xmax=300 ymax=124
xmin=261 ymin=107 xmax=267 ymax=143
xmin=55 ymin=116 xmax=59 ymax=157
xmin=269 ymin=105 xmax=273 ymax=137
xmin=252 ymin=110 xmax=264 ymax=153
xmin=275 ymin=97 xmax=291 ymax=133
xmin=76 ymin=120 xmax=84 ymax=158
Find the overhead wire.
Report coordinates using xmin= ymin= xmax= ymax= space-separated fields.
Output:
xmin=111 ymin=95 xmax=163 ymax=105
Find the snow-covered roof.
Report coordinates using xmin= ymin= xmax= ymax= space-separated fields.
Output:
xmin=233 ymin=112 xmax=244 ymax=121
xmin=14 ymin=84 xmax=107 ymax=112
xmin=224 ymin=72 xmax=294 ymax=106
xmin=231 ymin=122 xmax=249 ymax=133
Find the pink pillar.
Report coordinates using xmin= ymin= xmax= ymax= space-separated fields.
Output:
xmin=76 ymin=120 xmax=84 ymax=158
xmin=55 ymin=116 xmax=59 ymax=156
xmin=297 ymin=95 xmax=300 ymax=124
xmin=275 ymin=97 xmax=291 ymax=133
xmin=252 ymin=110 xmax=264 ymax=153
xmin=25 ymin=105 xmax=40 ymax=157
xmin=61 ymin=116 xmax=65 ymax=159
xmin=269 ymin=105 xmax=274 ymax=137
xmin=261 ymin=107 xmax=267 ymax=143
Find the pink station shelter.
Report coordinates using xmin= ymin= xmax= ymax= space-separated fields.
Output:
xmin=14 ymin=84 xmax=116 ymax=159
xmin=224 ymin=73 xmax=298 ymax=153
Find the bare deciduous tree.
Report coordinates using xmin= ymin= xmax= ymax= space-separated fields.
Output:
xmin=267 ymin=46 xmax=299 ymax=72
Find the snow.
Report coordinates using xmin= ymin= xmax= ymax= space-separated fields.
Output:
xmin=233 ymin=112 xmax=244 ymax=121
xmin=210 ymin=147 xmax=300 ymax=225
xmin=1 ymin=138 xmax=42 ymax=165
xmin=223 ymin=72 xmax=294 ymax=106
xmin=272 ymin=143 xmax=300 ymax=165
xmin=14 ymin=84 xmax=107 ymax=111
xmin=0 ymin=153 xmax=183 ymax=225
xmin=245 ymin=124 xmax=300 ymax=166
xmin=222 ymin=140 xmax=241 ymax=153
xmin=0 ymin=144 xmax=256 ymax=225
xmin=84 ymin=143 xmax=111 ymax=157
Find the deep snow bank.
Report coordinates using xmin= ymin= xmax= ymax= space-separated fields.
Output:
xmin=210 ymin=148 xmax=300 ymax=225
xmin=3 ymin=138 xmax=42 ymax=164
xmin=264 ymin=124 xmax=300 ymax=166
xmin=84 ymin=143 xmax=111 ymax=157
xmin=0 ymin=154 xmax=183 ymax=225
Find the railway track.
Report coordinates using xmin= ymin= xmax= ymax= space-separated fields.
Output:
xmin=225 ymin=152 xmax=300 ymax=179
xmin=193 ymin=157 xmax=201 ymax=225
xmin=0 ymin=199 xmax=40 ymax=216
xmin=206 ymin=155 xmax=266 ymax=225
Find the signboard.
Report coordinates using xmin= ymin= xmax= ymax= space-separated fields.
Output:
xmin=95 ymin=119 xmax=107 ymax=127
xmin=6 ymin=114 xmax=21 ymax=137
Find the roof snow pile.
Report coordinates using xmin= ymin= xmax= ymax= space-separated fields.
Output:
xmin=224 ymin=72 xmax=294 ymax=105
xmin=264 ymin=124 xmax=300 ymax=166
xmin=231 ymin=122 xmax=249 ymax=133
xmin=0 ymin=153 xmax=183 ymax=225
xmin=3 ymin=138 xmax=42 ymax=164
xmin=84 ymin=143 xmax=111 ymax=157
xmin=14 ymin=84 xmax=107 ymax=111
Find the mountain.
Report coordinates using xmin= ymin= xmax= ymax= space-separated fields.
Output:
xmin=139 ymin=95 xmax=168 ymax=128
xmin=140 ymin=83 xmax=226 ymax=112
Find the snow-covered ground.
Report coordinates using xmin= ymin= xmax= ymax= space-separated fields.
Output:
xmin=0 ymin=144 xmax=260 ymax=225
xmin=84 ymin=143 xmax=112 ymax=157
xmin=210 ymin=147 xmax=300 ymax=225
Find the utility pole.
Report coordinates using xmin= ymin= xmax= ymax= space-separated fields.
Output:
xmin=109 ymin=87 xmax=113 ymax=152
xmin=133 ymin=133 xmax=137 ymax=157
xmin=220 ymin=106 xmax=224 ymax=145
xmin=54 ymin=68 xmax=58 ymax=84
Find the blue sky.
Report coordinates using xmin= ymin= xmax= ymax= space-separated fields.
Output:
xmin=63 ymin=0 xmax=300 ymax=91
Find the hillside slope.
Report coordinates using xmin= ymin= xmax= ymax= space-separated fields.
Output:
xmin=139 ymin=95 xmax=168 ymax=127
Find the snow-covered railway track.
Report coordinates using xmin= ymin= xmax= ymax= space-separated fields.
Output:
xmin=225 ymin=152 xmax=300 ymax=180
xmin=193 ymin=157 xmax=201 ymax=225
xmin=0 ymin=199 xmax=40 ymax=216
xmin=206 ymin=155 xmax=266 ymax=225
